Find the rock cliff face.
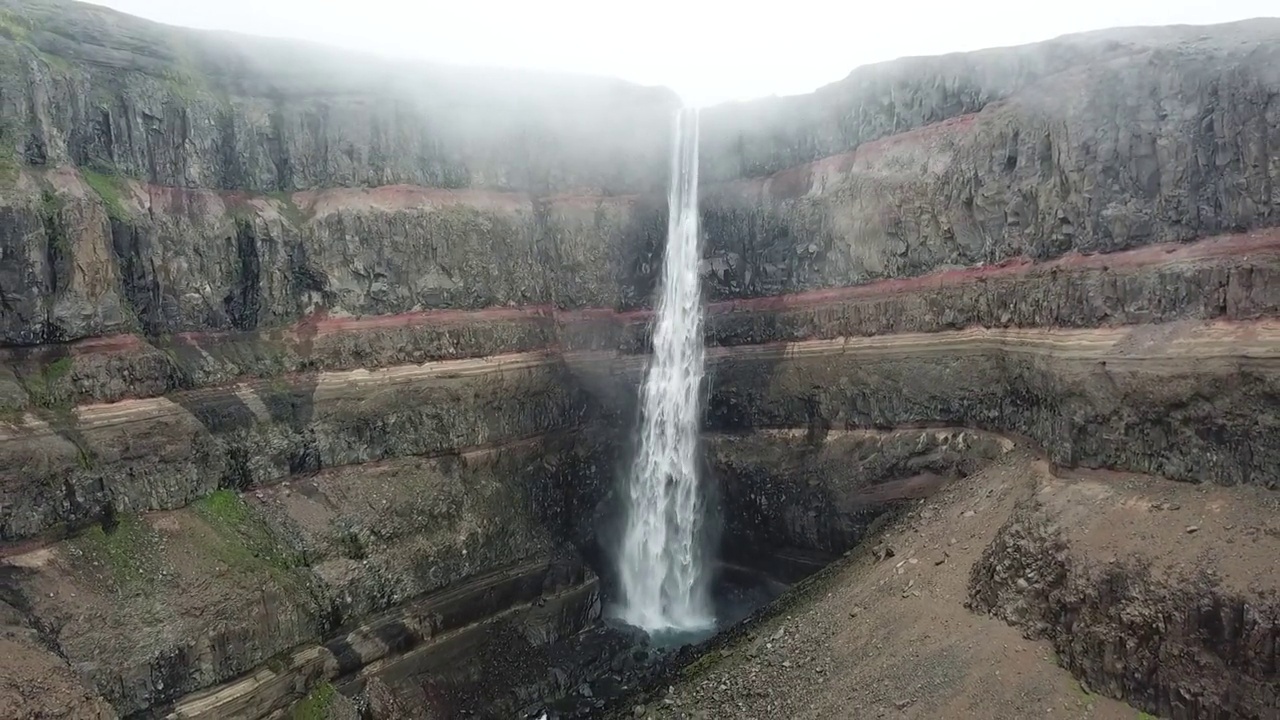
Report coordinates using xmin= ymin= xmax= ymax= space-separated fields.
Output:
xmin=0 ymin=1 xmax=1278 ymax=718
xmin=698 ymin=21 xmax=1280 ymax=300
xmin=0 ymin=0 xmax=677 ymax=345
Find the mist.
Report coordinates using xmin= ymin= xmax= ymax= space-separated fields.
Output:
xmin=84 ymin=0 xmax=1277 ymax=106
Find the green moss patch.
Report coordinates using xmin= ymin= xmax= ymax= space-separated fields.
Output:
xmin=193 ymin=490 xmax=305 ymax=577
xmin=291 ymin=681 xmax=337 ymax=720
xmin=66 ymin=515 xmax=167 ymax=591
xmin=0 ymin=9 xmax=34 ymax=43
xmin=0 ymin=119 xmax=20 ymax=185
xmin=21 ymin=356 xmax=74 ymax=410
xmin=81 ymin=169 xmax=130 ymax=220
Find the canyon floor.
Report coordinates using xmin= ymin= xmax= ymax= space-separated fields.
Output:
xmin=632 ymin=447 xmax=1280 ymax=720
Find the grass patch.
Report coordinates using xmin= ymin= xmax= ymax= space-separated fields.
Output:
xmin=0 ymin=11 xmax=75 ymax=75
xmin=195 ymin=489 xmax=252 ymax=528
xmin=193 ymin=490 xmax=305 ymax=576
xmin=81 ymin=169 xmax=130 ymax=220
xmin=67 ymin=515 xmax=166 ymax=590
xmin=41 ymin=187 xmax=66 ymax=219
xmin=43 ymin=356 xmax=72 ymax=383
xmin=0 ymin=9 xmax=33 ymax=43
xmin=21 ymin=356 xmax=74 ymax=410
xmin=75 ymin=443 xmax=94 ymax=470
xmin=0 ymin=119 xmax=20 ymax=185
xmin=291 ymin=681 xmax=336 ymax=720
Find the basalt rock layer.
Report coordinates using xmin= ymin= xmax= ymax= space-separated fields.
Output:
xmin=0 ymin=1 xmax=1278 ymax=718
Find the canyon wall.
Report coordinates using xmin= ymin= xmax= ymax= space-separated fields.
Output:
xmin=0 ymin=0 xmax=1277 ymax=718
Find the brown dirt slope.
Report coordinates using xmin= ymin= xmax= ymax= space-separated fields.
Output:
xmin=640 ymin=449 xmax=1280 ymax=720
xmin=0 ymin=600 xmax=115 ymax=719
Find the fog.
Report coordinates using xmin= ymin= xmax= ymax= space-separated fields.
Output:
xmin=85 ymin=0 xmax=1276 ymax=105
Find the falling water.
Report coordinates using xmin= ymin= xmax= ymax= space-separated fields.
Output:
xmin=616 ymin=108 xmax=713 ymax=633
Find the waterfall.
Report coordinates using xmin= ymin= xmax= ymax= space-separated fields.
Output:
xmin=616 ymin=108 xmax=713 ymax=633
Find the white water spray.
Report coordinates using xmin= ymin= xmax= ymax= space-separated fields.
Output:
xmin=616 ymin=108 xmax=713 ymax=633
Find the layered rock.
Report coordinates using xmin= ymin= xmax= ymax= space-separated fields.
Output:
xmin=969 ymin=468 xmax=1280 ymax=719
xmin=699 ymin=21 xmax=1280 ymax=300
xmin=2 ymin=435 xmax=609 ymax=717
xmin=708 ymin=428 xmax=1012 ymax=560
xmin=0 ymin=1 xmax=1278 ymax=718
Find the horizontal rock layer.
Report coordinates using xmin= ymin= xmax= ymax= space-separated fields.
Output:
xmin=4 ymin=227 xmax=1279 ymax=541
xmin=701 ymin=320 xmax=1280 ymax=488
xmin=170 ymin=560 xmax=600 ymax=719
xmin=0 ymin=318 xmax=1274 ymax=715
xmin=700 ymin=20 xmax=1280 ymax=182
xmin=0 ymin=436 xmax=607 ymax=716
xmin=709 ymin=428 xmax=1013 ymax=558
xmin=0 ymin=169 xmax=670 ymax=345
xmin=1 ymin=14 xmax=1278 ymax=348
xmin=0 ymin=352 xmax=596 ymax=541
xmin=4 ymin=228 xmax=1275 ymax=411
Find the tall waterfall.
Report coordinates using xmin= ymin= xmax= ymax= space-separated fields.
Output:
xmin=616 ymin=108 xmax=713 ymax=633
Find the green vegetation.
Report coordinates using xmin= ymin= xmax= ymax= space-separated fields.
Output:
xmin=0 ymin=9 xmax=33 ymax=43
xmin=75 ymin=443 xmax=94 ymax=470
xmin=40 ymin=187 xmax=65 ymax=218
xmin=67 ymin=515 xmax=166 ymax=590
xmin=1137 ymin=713 xmax=1158 ymax=720
xmin=291 ymin=681 xmax=337 ymax=720
xmin=81 ymin=169 xmax=130 ymax=221
xmin=21 ymin=356 xmax=74 ymax=410
xmin=0 ymin=10 xmax=74 ymax=75
xmin=41 ymin=189 xmax=71 ymax=255
xmin=193 ymin=490 xmax=305 ymax=576
xmin=0 ymin=119 xmax=20 ymax=185
xmin=43 ymin=356 xmax=71 ymax=383
xmin=196 ymin=489 xmax=252 ymax=528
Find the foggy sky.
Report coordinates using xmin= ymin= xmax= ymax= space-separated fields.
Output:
xmin=85 ymin=0 xmax=1277 ymax=106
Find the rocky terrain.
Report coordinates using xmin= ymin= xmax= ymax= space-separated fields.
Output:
xmin=0 ymin=0 xmax=1277 ymax=718
xmin=626 ymin=449 xmax=1280 ymax=720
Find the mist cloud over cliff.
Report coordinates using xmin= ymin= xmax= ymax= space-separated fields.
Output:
xmin=85 ymin=0 xmax=1276 ymax=105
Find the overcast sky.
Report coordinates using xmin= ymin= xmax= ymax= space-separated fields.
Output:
xmin=85 ymin=0 xmax=1276 ymax=106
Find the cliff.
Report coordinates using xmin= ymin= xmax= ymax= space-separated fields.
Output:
xmin=0 ymin=0 xmax=678 ymax=346
xmin=0 ymin=1 xmax=1277 ymax=718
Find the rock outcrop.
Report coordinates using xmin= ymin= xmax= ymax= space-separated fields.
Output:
xmin=699 ymin=21 xmax=1280 ymax=299
xmin=0 ymin=1 xmax=1278 ymax=718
